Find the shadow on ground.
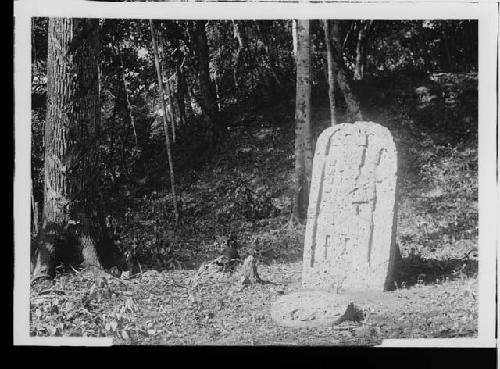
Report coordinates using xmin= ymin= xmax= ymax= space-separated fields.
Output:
xmin=395 ymin=253 xmax=478 ymax=288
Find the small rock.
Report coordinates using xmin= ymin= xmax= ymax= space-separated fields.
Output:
xmin=335 ymin=302 xmax=364 ymax=324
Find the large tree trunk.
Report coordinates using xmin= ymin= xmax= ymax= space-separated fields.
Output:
xmin=292 ymin=20 xmax=313 ymax=224
xmin=322 ymin=20 xmax=336 ymax=126
xmin=329 ymin=20 xmax=363 ymax=122
xmin=192 ymin=20 xmax=220 ymax=148
xmin=33 ymin=18 xmax=116 ymax=280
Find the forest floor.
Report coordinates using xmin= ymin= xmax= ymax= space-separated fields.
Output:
xmin=30 ymin=72 xmax=479 ymax=345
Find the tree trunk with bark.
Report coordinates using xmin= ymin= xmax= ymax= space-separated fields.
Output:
xmin=192 ymin=20 xmax=220 ymax=148
xmin=292 ymin=20 xmax=313 ymax=224
xmin=322 ymin=20 xmax=337 ymax=126
xmin=33 ymin=18 xmax=117 ymax=280
xmin=291 ymin=20 xmax=298 ymax=60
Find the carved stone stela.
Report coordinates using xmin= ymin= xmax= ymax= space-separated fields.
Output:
xmin=302 ymin=122 xmax=398 ymax=291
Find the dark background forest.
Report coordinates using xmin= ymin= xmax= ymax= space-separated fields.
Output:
xmin=29 ymin=18 xmax=479 ymax=343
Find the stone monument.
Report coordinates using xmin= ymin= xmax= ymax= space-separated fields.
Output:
xmin=271 ymin=122 xmax=399 ymax=328
xmin=302 ymin=121 xmax=399 ymax=292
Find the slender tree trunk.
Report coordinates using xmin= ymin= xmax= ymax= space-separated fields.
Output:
xmin=158 ymin=32 xmax=177 ymax=143
xmin=186 ymin=85 xmax=197 ymax=118
xmin=322 ymin=20 xmax=337 ymax=126
xmin=31 ymin=181 xmax=39 ymax=236
xmin=354 ymin=20 xmax=372 ymax=81
xmin=176 ymin=69 xmax=187 ymax=126
xmin=192 ymin=20 xmax=220 ymax=148
xmin=342 ymin=21 xmax=355 ymax=52
xmin=255 ymin=21 xmax=281 ymax=88
xmin=232 ymin=21 xmax=246 ymax=91
xmin=97 ymin=61 xmax=102 ymax=105
xmin=116 ymin=38 xmax=138 ymax=146
xmin=441 ymin=24 xmax=453 ymax=72
xmin=292 ymin=20 xmax=313 ymax=224
xmin=291 ymin=20 xmax=298 ymax=59
xmin=331 ymin=20 xmax=363 ymax=122
xmin=173 ymin=48 xmax=187 ymax=126
xmin=33 ymin=18 xmax=116 ymax=280
xmin=215 ymin=69 xmax=221 ymax=112
xmin=168 ymin=78 xmax=178 ymax=139
xmin=163 ymin=74 xmax=177 ymax=144
xmin=361 ymin=22 xmax=372 ymax=77
xmin=150 ymin=19 xmax=179 ymax=222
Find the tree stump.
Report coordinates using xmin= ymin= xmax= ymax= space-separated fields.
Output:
xmin=238 ymin=255 xmax=262 ymax=286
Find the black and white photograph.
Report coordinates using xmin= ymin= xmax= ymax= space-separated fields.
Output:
xmin=14 ymin=0 xmax=497 ymax=347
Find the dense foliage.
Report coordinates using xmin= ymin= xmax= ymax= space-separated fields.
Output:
xmin=31 ymin=19 xmax=477 ymax=212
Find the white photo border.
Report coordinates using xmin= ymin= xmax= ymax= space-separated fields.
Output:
xmin=13 ymin=0 xmax=498 ymax=347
